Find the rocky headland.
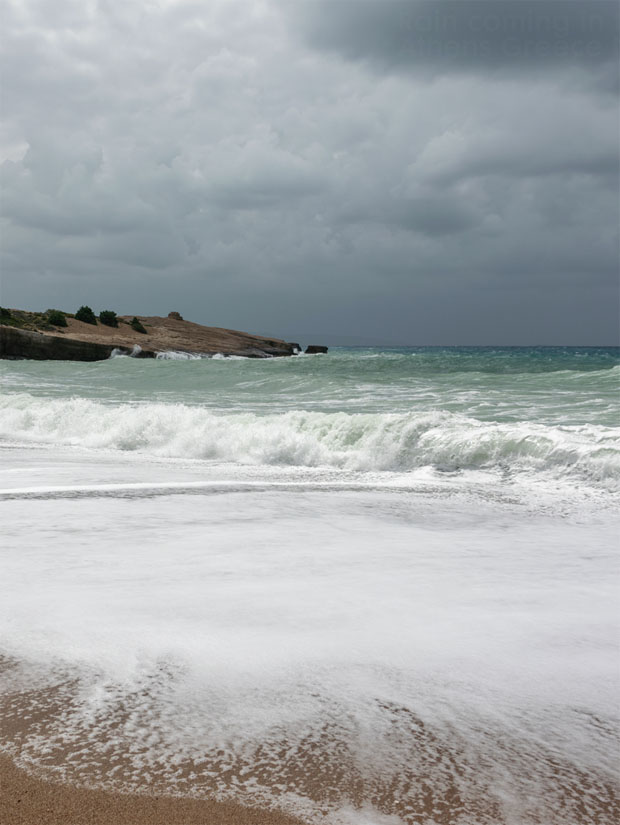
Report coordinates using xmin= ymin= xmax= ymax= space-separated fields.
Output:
xmin=0 ymin=309 xmax=322 ymax=361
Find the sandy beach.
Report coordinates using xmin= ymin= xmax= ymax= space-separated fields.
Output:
xmin=0 ymin=753 xmax=305 ymax=825
xmin=2 ymin=644 xmax=619 ymax=825
xmin=0 ymin=658 xmax=306 ymax=825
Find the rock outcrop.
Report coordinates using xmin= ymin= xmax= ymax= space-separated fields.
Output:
xmin=305 ymin=345 xmax=329 ymax=354
xmin=0 ymin=312 xmax=298 ymax=361
xmin=0 ymin=326 xmax=155 ymax=361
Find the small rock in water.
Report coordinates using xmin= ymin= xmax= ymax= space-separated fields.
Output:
xmin=305 ymin=345 xmax=328 ymax=354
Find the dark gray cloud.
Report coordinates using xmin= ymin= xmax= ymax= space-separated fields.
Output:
xmin=288 ymin=1 xmax=619 ymax=88
xmin=0 ymin=0 xmax=618 ymax=345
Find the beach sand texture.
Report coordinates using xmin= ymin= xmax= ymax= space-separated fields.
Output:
xmin=1 ymin=649 xmax=618 ymax=825
xmin=0 ymin=753 xmax=305 ymax=825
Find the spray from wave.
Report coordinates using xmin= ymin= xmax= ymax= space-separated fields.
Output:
xmin=110 ymin=344 xmax=145 ymax=358
xmin=1 ymin=394 xmax=618 ymax=489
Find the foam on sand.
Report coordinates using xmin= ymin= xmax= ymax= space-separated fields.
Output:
xmin=0 ymin=447 xmax=618 ymax=824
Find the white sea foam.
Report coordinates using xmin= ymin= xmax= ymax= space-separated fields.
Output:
xmin=110 ymin=344 xmax=143 ymax=358
xmin=0 ymin=449 xmax=618 ymax=824
xmin=210 ymin=352 xmax=249 ymax=360
xmin=0 ymin=393 xmax=618 ymax=491
xmin=155 ymin=350 xmax=203 ymax=360
xmin=155 ymin=351 xmax=249 ymax=360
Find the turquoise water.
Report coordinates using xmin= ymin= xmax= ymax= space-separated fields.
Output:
xmin=3 ymin=345 xmax=618 ymax=417
xmin=1 ymin=346 xmax=618 ymax=487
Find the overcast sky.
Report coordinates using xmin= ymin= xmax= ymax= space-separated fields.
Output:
xmin=1 ymin=0 xmax=618 ymax=345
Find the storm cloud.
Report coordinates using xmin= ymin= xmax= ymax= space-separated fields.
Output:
xmin=288 ymin=1 xmax=619 ymax=83
xmin=1 ymin=0 xmax=618 ymax=344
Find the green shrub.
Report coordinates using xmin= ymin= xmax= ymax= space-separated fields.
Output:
xmin=75 ymin=305 xmax=97 ymax=325
xmin=0 ymin=307 xmax=11 ymax=319
xmin=130 ymin=316 xmax=147 ymax=334
xmin=99 ymin=310 xmax=118 ymax=327
xmin=47 ymin=309 xmax=67 ymax=327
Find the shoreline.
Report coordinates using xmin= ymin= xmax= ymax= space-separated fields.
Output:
xmin=0 ymin=654 xmax=307 ymax=825
xmin=0 ymin=753 xmax=306 ymax=825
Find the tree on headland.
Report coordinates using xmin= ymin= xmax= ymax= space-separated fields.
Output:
xmin=99 ymin=310 xmax=118 ymax=327
xmin=75 ymin=305 xmax=97 ymax=325
xmin=47 ymin=309 xmax=67 ymax=327
xmin=130 ymin=317 xmax=147 ymax=334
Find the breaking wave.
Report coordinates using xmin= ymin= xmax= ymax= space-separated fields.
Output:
xmin=109 ymin=344 xmax=144 ymax=358
xmin=154 ymin=351 xmax=249 ymax=360
xmin=1 ymin=394 xmax=618 ymax=489
xmin=155 ymin=350 xmax=203 ymax=360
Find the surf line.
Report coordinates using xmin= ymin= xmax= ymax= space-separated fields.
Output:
xmin=0 ymin=479 xmax=419 ymax=500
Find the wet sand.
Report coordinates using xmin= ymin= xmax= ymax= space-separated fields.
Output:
xmin=0 ymin=753 xmax=306 ymax=825
xmin=2 ymin=649 xmax=620 ymax=825
xmin=0 ymin=655 xmax=307 ymax=825
xmin=0 ymin=665 xmax=322 ymax=825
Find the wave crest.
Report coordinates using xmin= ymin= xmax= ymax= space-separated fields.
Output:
xmin=1 ymin=394 xmax=618 ymax=487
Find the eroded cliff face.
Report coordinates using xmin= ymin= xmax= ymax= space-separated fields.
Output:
xmin=0 ymin=326 xmax=154 ymax=361
xmin=0 ymin=313 xmax=299 ymax=361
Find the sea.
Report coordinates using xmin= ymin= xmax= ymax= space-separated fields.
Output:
xmin=0 ymin=345 xmax=619 ymax=825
